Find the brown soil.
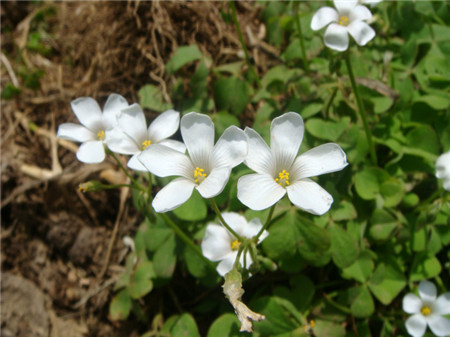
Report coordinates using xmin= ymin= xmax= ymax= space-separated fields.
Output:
xmin=1 ymin=1 xmax=269 ymax=336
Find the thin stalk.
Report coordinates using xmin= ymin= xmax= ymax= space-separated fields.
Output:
xmin=323 ymin=87 xmax=338 ymax=119
xmin=159 ymin=213 xmax=216 ymax=271
xmin=323 ymin=292 xmax=352 ymax=315
xmin=295 ymin=13 xmax=310 ymax=74
xmin=209 ymin=198 xmax=243 ymax=241
xmin=344 ymin=54 xmax=378 ymax=165
xmin=229 ymin=1 xmax=262 ymax=88
xmin=106 ymin=149 xmax=141 ymax=187
xmin=255 ymin=204 xmax=276 ymax=241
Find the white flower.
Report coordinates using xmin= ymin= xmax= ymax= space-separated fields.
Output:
xmin=106 ymin=105 xmax=185 ymax=171
xmin=201 ymin=212 xmax=268 ymax=276
xmin=237 ymin=112 xmax=348 ymax=215
xmin=402 ymin=280 xmax=450 ymax=337
xmin=436 ymin=151 xmax=450 ymax=191
xmin=311 ymin=0 xmax=376 ymax=51
xmin=139 ymin=112 xmax=247 ymax=212
xmin=360 ymin=0 xmax=382 ymax=7
xmin=57 ymin=94 xmax=128 ymax=163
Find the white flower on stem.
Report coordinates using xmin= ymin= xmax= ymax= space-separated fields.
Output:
xmin=139 ymin=112 xmax=247 ymax=212
xmin=106 ymin=105 xmax=185 ymax=171
xmin=436 ymin=151 xmax=450 ymax=191
xmin=57 ymin=94 xmax=128 ymax=163
xmin=311 ymin=0 xmax=376 ymax=51
xmin=201 ymin=212 xmax=268 ymax=276
xmin=237 ymin=112 xmax=348 ymax=215
xmin=402 ymin=280 xmax=450 ymax=337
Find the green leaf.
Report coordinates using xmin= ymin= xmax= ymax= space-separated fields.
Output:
xmin=213 ymin=77 xmax=249 ymax=115
xmin=206 ymin=313 xmax=241 ymax=337
xmin=331 ymin=200 xmax=357 ymax=221
xmin=305 ymin=117 xmax=350 ymax=142
xmin=128 ymin=261 xmax=155 ymax=299
xmin=354 ymin=167 xmax=389 ymax=200
xmin=296 ymin=216 xmax=331 ymax=266
xmin=405 ymin=125 xmax=440 ymax=158
xmin=173 ymin=190 xmax=207 ymax=221
xmin=211 ymin=112 xmax=240 ymax=136
xmin=342 ymin=250 xmax=374 ymax=283
xmin=171 ymin=313 xmax=201 ymax=337
xmin=314 ymin=320 xmax=346 ymax=337
xmin=409 ymin=253 xmax=442 ymax=282
xmin=350 ymin=286 xmax=375 ymax=318
xmin=109 ymin=289 xmax=132 ymax=321
xmin=153 ymin=233 xmax=177 ymax=278
xmin=368 ymin=259 xmax=406 ymax=305
xmin=329 ymin=225 xmax=359 ymax=268
xmin=144 ymin=221 xmax=173 ymax=252
xmin=369 ymin=208 xmax=399 ymax=242
xmin=184 ymin=245 xmax=208 ymax=279
xmin=301 ymin=103 xmax=323 ymax=119
xmin=166 ymin=45 xmax=203 ymax=74
xmin=380 ymin=178 xmax=405 ymax=207
xmin=289 ymin=275 xmax=315 ymax=312
xmin=413 ymin=95 xmax=450 ymax=110
xmin=138 ymin=84 xmax=173 ymax=112
xmin=262 ymin=211 xmax=300 ymax=260
xmin=371 ymin=96 xmax=394 ymax=114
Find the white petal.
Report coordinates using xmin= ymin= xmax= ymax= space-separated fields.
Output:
xmin=102 ymin=93 xmax=128 ymax=130
xmin=148 ymin=109 xmax=180 ymax=143
xmin=117 ymin=104 xmax=148 ymax=145
xmin=57 ymin=123 xmax=95 ymax=143
xmin=428 ymin=315 xmax=450 ymax=337
xmin=158 ymin=139 xmax=186 ymax=153
xmin=291 ymin=143 xmax=348 ymax=179
xmin=237 ymin=173 xmax=286 ymax=211
xmin=127 ymin=153 xmax=147 ymax=172
xmin=405 ymin=314 xmax=427 ymax=337
xmin=286 ymin=179 xmax=333 ymax=215
xmin=70 ymin=97 xmax=103 ymax=131
xmin=213 ymin=126 xmax=247 ymax=168
xmin=361 ymin=0 xmax=382 ymax=7
xmin=403 ymin=294 xmax=423 ymax=314
xmin=138 ymin=144 xmax=194 ymax=178
xmin=334 ymin=0 xmax=358 ymax=14
xmin=201 ymin=224 xmax=233 ymax=261
xmin=443 ymin=178 xmax=450 ymax=191
xmin=242 ymin=217 xmax=266 ymax=242
xmin=244 ymin=127 xmax=273 ymax=174
xmin=347 ymin=21 xmax=376 ymax=46
xmin=217 ymin=252 xmax=238 ymax=277
xmin=419 ymin=280 xmax=437 ymax=302
xmin=222 ymin=212 xmax=250 ymax=237
xmin=181 ymin=112 xmax=214 ymax=168
xmin=311 ymin=7 xmax=339 ymax=30
xmin=105 ymin=128 xmax=139 ymax=155
xmin=436 ymin=152 xmax=450 ymax=180
xmin=271 ymin=112 xmax=304 ymax=171
xmin=324 ymin=23 xmax=349 ymax=51
xmin=350 ymin=5 xmax=373 ymax=22
xmin=76 ymin=140 xmax=105 ymax=163
xmin=152 ymin=177 xmax=195 ymax=212
xmin=434 ymin=293 xmax=450 ymax=315
xmin=196 ymin=166 xmax=232 ymax=198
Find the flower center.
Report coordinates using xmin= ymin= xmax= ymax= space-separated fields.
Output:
xmin=421 ymin=306 xmax=431 ymax=316
xmin=194 ymin=167 xmax=207 ymax=184
xmin=231 ymin=240 xmax=241 ymax=251
xmin=338 ymin=16 xmax=349 ymax=26
xmin=141 ymin=140 xmax=152 ymax=150
xmin=275 ymin=169 xmax=290 ymax=187
xmin=96 ymin=130 xmax=105 ymax=141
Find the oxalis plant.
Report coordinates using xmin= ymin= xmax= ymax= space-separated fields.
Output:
xmin=57 ymin=1 xmax=450 ymax=336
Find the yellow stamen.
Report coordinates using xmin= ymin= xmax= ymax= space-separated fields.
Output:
xmin=338 ymin=16 xmax=349 ymax=26
xmin=96 ymin=130 xmax=105 ymax=140
xmin=194 ymin=167 xmax=207 ymax=184
xmin=141 ymin=140 xmax=152 ymax=150
xmin=275 ymin=169 xmax=290 ymax=187
xmin=310 ymin=320 xmax=315 ymax=328
xmin=421 ymin=306 xmax=431 ymax=316
xmin=231 ymin=240 xmax=241 ymax=251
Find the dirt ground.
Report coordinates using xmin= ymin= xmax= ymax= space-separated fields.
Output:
xmin=1 ymin=2 xmax=270 ymax=336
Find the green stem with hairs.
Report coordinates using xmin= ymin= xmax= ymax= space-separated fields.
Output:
xmin=209 ymin=198 xmax=243 ymax=241
xmin=229 ymin=0 xmax=262 ymax=89
xmin=344 ymin=53 xmax=378 ymax=165
xmin=159 ymin=213 xmax=216 ymax=271
xmin=106 ymin=148 xmax=141 ymax=188
xmin=254 ymin=204 xmax=276 ymax=241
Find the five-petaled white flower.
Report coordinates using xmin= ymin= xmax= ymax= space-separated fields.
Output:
xmin=311 ymin=0 xmax=376 ymax=51
xmin=106 ymin=104 xmax=185 ymax=171
xmin=201 ymin=212 xmax=268 ymax=276
xmin=237 ymin=112 xmax=348 ymax=215
xmin=57 ymin=94 xmax=129 ymax=163
xmin=402 ymin=280 xmax=450 ymax=337
xmin=139 ymin=112 xmax=247 ymax=212
xmin=435 ymin=151 xmax=450 ymax=191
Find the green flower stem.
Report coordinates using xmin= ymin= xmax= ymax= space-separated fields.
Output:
xmin=324 ymin=87 xmax=338 ymax=119
xmin=158 ymin=213 xmax=216 ymax=271
xmin=344 ymin=54 xmax=378 ymax=165
xmin=209 ymin=198 xmax=243 ymax=241
xmin=295 ymin=12 xmax=310 ymax=74
xmin=229 ymin=1 xmax=262 ymax=89
xmin=106 ymin=148 xmax=141 ymax=188
xmin=323 ymin=292 xmax=352 ymax=315
xmin=255 ymin=204 xmax=276 ymax=241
